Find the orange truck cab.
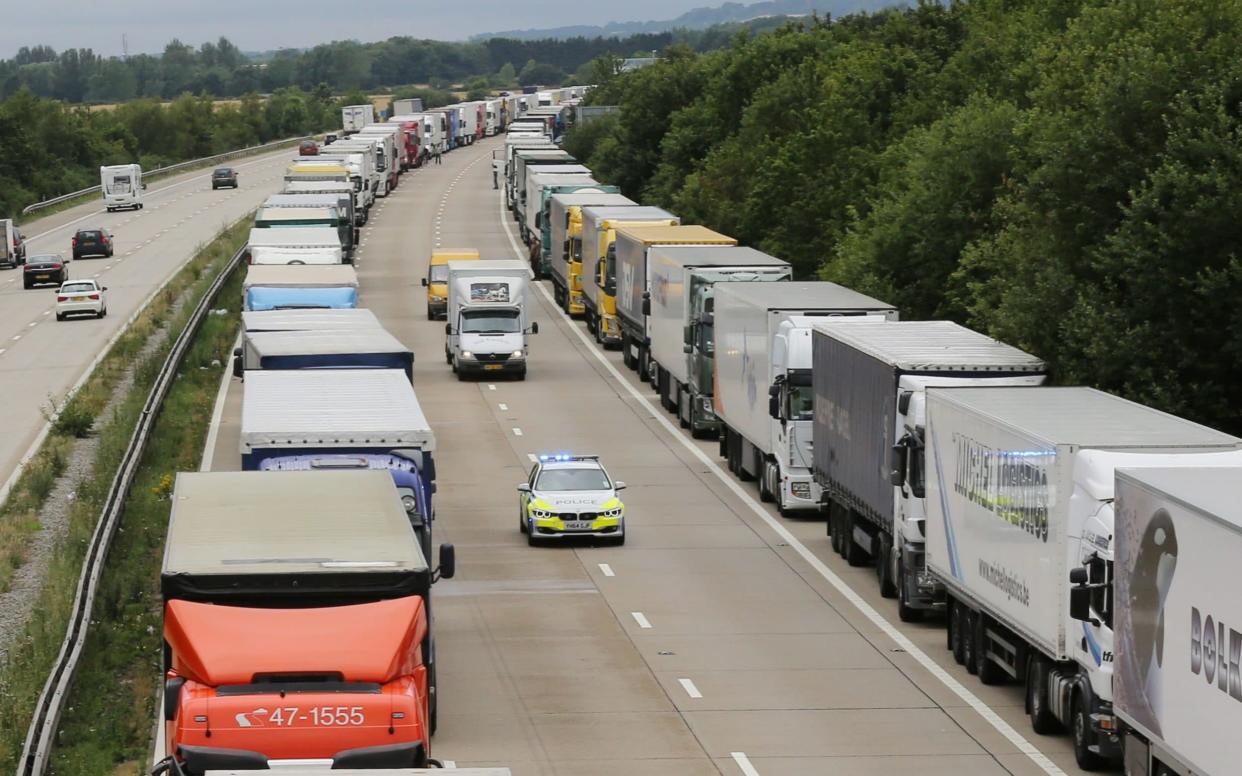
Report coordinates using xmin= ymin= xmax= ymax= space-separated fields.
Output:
xmin=422 ymin=250 xmax=479 ymax=320
xmin=158 ymin=470 xmax=454 ymax=775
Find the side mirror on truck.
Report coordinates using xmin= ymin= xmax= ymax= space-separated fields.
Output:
xmin=232 ymin=347 xmax=243 ymax=379
xmin=889 ymin=443 xmax=908 ymax=487
xmin=529 ymin=322 xmax=539 ymax=334
xmin=641 ymin=292 xmax=650 ymax=317
xmin=768 ymin=393 xmax=780 ymax=419
xmin=1069 ymin=584 xmax=1093 ymax=623
xmin=421 ymin=277 xmax=428 ymax=287
xmin=435 ymin=543 xmax=456 ymax=581
xmin=445 ymin=323 xmax=452 ymax=335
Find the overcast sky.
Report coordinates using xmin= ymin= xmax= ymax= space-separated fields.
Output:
xmin=2 ymin=0 xmax=715 ymax=58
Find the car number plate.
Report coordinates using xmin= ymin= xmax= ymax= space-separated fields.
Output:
xmin=35 ymin=274 xmax=49 ymax=280
xmin=483 ymin=364 xmax=504 ymax=371
xmin=563 ymin=520 xmax=593 ymax=530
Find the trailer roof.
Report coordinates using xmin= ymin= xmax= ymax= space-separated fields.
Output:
xmin=715 ymin=280 xmax=895 ymax=312
xmin=247 ymin=227 xmax=340 ymax=248
xmin=263 ymin=194 xmax=347 ymax=209
xmin=242 ymin=308 xmax=381 ymax=332
xmin=582 ymin=205 xmax=677 ymax=225
xmin=548 ymin=192 xmax=634 ymax=208
xmin=614 ymin=224 xmax=736 ymax=245
xmin=1118 ymin=466 xmax=1242 ymax=530
xmin=932 ymin=387 xmax=1240 ymax=449
xmin=246 ymin=328 xmax=410 ymax=358
xmin=527 ymin=166 xmax=592 ymax=177
xmin=255 ymin=207 xmax=337 ymax=221
xmin=814 ymin=320 xmax=1044 ymax=372
xmin=243 ymin=264 xmax=357 ymax=288
xmin=163 ymin=470 xmax=427 ymax=579
xmin=446 ymin=259 xmax=529 ymax=275
xmin=241 ymin=369 xmax=434 ymax=451
xmin=648 ymin=245 xmax=788 ymax=268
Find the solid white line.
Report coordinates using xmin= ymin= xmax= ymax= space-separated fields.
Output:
xmin=442 ymin=761 xmax=456 ymax=769
xmin=679 ymin=678 xmax=703 ymax=699
xmin=498 ymin=403 xmax=508 ymax=411
xmin=512 ymin=427 xmax=523 ymax=436
xmin=731 ymin=752 xmax=761 ymax=776
xmin=631 ymin=611 xmax=652 ymax=629
xmin=598 ymin=563 xmax=614 ymax=577
xmin=496 ymin=183 xmax=1065 ymax=776
xmin=200 ymin=332 xmax=240 ymax=472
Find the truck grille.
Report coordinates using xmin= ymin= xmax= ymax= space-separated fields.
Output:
xmin=475 ymin=353 xmax=509 ymax=363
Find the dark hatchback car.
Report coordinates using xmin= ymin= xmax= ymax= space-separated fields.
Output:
xmin=211 ymin=167 xmax=238 ymax=189
xmin=23 ymin=254 xmax=69 ymax=289
xmin=72 ymin=228 xmax=113 ymax=259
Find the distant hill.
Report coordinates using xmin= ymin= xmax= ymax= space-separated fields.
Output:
xmin=472 ymin=0 xmax=908 ymax=41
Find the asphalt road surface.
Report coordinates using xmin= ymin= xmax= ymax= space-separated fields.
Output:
xmin=0 ymin=148 xmax=299 ymax=500
xmin=203 ymin=137 xmax=1102 ymax=775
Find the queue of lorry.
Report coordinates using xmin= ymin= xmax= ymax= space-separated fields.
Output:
xmin=152 ymin=86 xmax=592 ymax=776
xmin=503 ymin=96 xmax=1242 ymax=776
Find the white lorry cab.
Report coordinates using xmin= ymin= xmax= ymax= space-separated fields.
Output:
xmin=924 ymin=386 xmax=1242 ymax=770
xmin=101 ymin=164 xmax=143 ymax=211
xmin=444 ymin=259 xmax=538 ymax=380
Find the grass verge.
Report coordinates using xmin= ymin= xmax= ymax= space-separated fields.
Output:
xmin=0 ymin=218 xmax=250 ymax=774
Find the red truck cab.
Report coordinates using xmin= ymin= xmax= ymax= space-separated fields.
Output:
xmin=165 ymin=597 xmax=430 ymax=772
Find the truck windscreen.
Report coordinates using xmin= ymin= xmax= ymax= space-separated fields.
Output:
xmin=461 ymin=309 xmax=520 ymax=334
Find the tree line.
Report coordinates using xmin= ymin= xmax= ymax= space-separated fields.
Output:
xmin=0 ymin=24 xmax=763 ymax=104
xmin=566 ymin=0 xmax=1242 ymax=434
xmin=0 ymin=87 xmax=349 ymax=217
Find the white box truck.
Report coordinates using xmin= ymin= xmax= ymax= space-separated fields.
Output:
xmin=714 ymin=282 xmax=897 ymax=513
xmin=100 ymin=163 xmax=143 ymax=211
xmin=508 ymin=149 xmax=573 ymax=212
xmin=646 ymin=246 xmax=791 ymax=435
xmin=444 ymin=259 xmax=538 ymax=380
xmin=235 ymin=328 xmax=414 ymax=382
xmin=323 ymin=136 xmax=388 ymax=198
xmin=340 ymin=104 xmax=375 ymax=134
xmin=813 ymin=321 xmax=1046 ymax=621
xmin=1111 ymin=466 xmax=1242 ymax=776
xmin=392 ymin=97 xmax=425 ymax=115
xmin=485 ymin=99 xmax=501 ymax=135
xmin=579 ymin=206 xmax=679 ymax=349
xmin=523 ymin=167 xmax=592 ymax=241
xmin=0 ymin=218 xmax=24 ymax=267
xmin=245 ymin=227 xmax=342 ymax=266
xmin=924 ymin=387 xmax=1242 ymax=770
xmin=242 ymin=264 xmax=357 ymax=311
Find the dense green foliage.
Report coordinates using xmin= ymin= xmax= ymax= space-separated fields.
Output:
xmin=569 ymin=0 xmax=1242 ymax=432
xmin=0 ymin=24 xmax=763 ymax=104
xmin=0 ymin=87 xmax=343 ymax=217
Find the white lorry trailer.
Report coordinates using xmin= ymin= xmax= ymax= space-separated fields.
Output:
xmin=445 ymin=259 xmax=538 ymax=380
xmin=522 ymin=167 xmax=593 ymax=241
xmin=241 ymin=307 xmax=381 ymax=333
xmin=813 ymin=321 xmax=1046 ymax=621
xmin=713 ymin=282 xmax=897 ymax=513
xmin=646 ymin=246 xmax=792 ymax=435
xmin=508 ymin=149 xmax=574 ymax=212
xmin=924 ymin=387 xmax=1242 ymax=770
xmin=1111 ymin=466 xmax=1242 ymax=776
xmin=245 ymin=227 xmax=342 ymax=266
xmin=235 ymin=328 xmax=414 ymax=382
xmin=392 ymin=97 xmax=425 ymax=115
xmin=0 ymin=218 xmax=24 ymax=267
xmin=546 ymin=191 xmax=632 ymax=313
xmin=100 ymin=163 xmax=143 ymax=211
xmin=340 ymin=104 xmax=375 ymax=135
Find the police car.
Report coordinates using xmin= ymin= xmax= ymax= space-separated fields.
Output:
xmin=518 ymin=454 xmax=626 ymax=546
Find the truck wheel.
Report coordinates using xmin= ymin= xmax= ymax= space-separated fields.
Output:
xmin=622 ymin=335 xmax=636 ymax=370
xmin=877 ymin=536 xmax=896 ymax=598
xmin=945 ymin=596 xmax=956 ymax=651
xmin=758 ymin=460 xmax=775 ymax=503
xmin=637 ymin=346 xmax=651 ymax=382
xmin=950 ymin=600 xmax=966 ymax=665
xmin=975 ymin=614 xmax=1005 ymax=685
xmin=963 ymin=609 xmax=980 ymax=675
xmin=830 ymin=508 xmax=845 ymax=556
xmin=1026 ymin=656 xmax=1060 ymax=734
xmin=843 ymin=512 xmax=867 ymax=567
xmin=1072 ymin=694 xmax=1105 ymax=771
xmin=718 ymin=427 xmax=729 ymax=459
xmin=445 ymin=348 xmax=452 ymax=365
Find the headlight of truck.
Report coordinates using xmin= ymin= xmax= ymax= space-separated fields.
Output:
xmin=401 ymin=495 xmax=417 ymax=513
xmin=511 ymin=350 xmax=524 ymax=359
xmin=790 ymin=482 xmax=812 ymax=499
xmin=460 ymin=350 xmax=474 ymax=360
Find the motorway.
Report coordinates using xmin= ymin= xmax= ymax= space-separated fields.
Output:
xmin=204 ymin=136 xmax=1098 ymax=775
xmin=0 ymin=146 xmax=300 ymax=500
